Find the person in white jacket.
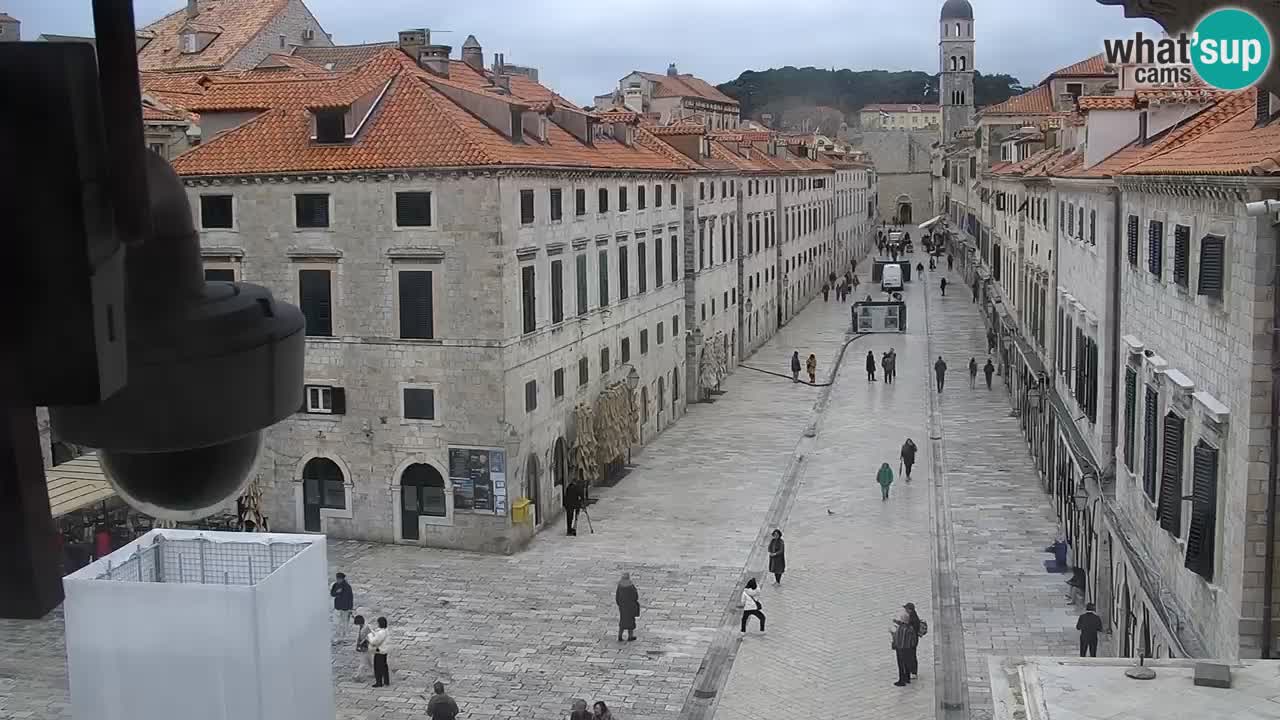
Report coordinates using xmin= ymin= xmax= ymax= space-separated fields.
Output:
xmin=353 ymin=615 xmax=372 ymax=680
xmin=367 ymin=616 xmax=391 ymax=687
xmin=740 ymin=578 xmax=765 ymax=633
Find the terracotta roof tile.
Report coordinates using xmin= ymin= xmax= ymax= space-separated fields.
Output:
xmin=981 ymin=84 xmax=1055 ymax=116
xmin=1078 ymin=95 xmax=1135 ymax=111
xmin=1135 ymin=87 xmax=1229 ymax=105
xmin=137 ymin=0 xmax=296 ymax=72
xmin=636 ymin=71 xmax=738 ymax=105
xmin=1046 ymin=53 xmax=1110 ymax=80
xmin=648 ymin=124 xmax=706 ymax=136
xmin=1122 ymin=90 xmax=1279 ymax=175
xmin=292 ymin=43 xmax=399 ymax=72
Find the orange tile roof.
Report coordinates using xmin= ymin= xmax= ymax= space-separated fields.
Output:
xmin=1135 ymin=87 xmax=1228 ymax=105
xmin=647 ymin=124 xmax=706 ymax=136
xmin=636 ymin=71 xmax=738 ymax=105
xmin=981 ymin=84 xmax=1055 ymax=116
xmin=1078 ymin=95 xmax=1135 ymax=111
xmin=292 ymin=43 xmax=399 ymax=72
xmin=254 ymin=53 xmax=333 ymax=74
xmin=137 ymin=0 xmax=300 ymax=72
xmin=1122 ymin=90 xmax=1279 ymax=175
xmin=1045 ymin=53 xmax=1110 ymax=81
xmin=169 ymin=49 xmax=696 ymax=176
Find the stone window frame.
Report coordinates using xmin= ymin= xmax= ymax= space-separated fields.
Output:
xmin=292 ymin=451 xmax=355 ymax=532
xmin=393 ymin=263 xmax=439 ymax=342
xmin=202 ymin=258 xmax=241 ymax=282
xmin=198 ymin=192 xmax=238 ymax=232
xmin=399 ymin=381 xmax=443 ymax=427
xmin=391 ymin=456 xmax=455 ymax=538
xmin=391 ymin=188 xmax=438 ymax=231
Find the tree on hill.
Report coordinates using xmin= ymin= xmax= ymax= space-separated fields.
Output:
xmin=716 ymin=67 xmax=1024 ymax=123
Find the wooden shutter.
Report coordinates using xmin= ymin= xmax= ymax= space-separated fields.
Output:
xmin=404 ymin=388 xmax=434 ymax=419
xmin=654 ymin=239 xmax=664 ymax=287
xmin=1173 ymin=225 xmax=1190 ymax=287
xmin=1123 ymin=367 xmax=1137 ymax=471
xmin=1127 ymin=215 xmax=1139 ymax=265
xmin=1198 ymin=235 xmax=1225 ymax=298
xmin=550 ymin=260 xmax=564 ymax=324
xmin=521 ymin=265 xmax=536 ymax=333
xmin=395 ymin=192 xmax=432 ymax=227
xmin=618 ymin=245 xmax=629 ymax=299
xmin=330 ymin=387 xmax=346 ymax=415
xmin=397 ymin=270 xmax=434 ymax=339
xmin=1148 ymin=220 xmax=1163 ymax=277
xmin=598 ymin=251 xmax=609 ymax=306
xmin=1185 ymin=441 xmax=1219 ymax=580
xmin=1087 ymin=339 xmax=1098 ymax=423
xmin=576 ymin=255 xmax=588 ymax=316
xmin=638 ymin=242 xmax=647 ymax=293
xmin=1142 ymin=386 xmax=1158 ymax=501
xmin=296 ymin=194 xmax=329 ymax=228
xmin=1157 ymin=412 xmax=1185 ymax=535
xmin=299 ymin=269 xmax=332 ymax=336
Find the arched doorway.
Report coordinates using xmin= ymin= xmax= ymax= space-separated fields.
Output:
xmin=553 ymin=438 xmax=567 ymax=490
xmin=526 ymin=453 xmax=541 ymax=526
xmin=400 ymin=463 xmax=446 ymax=541
xmin=301 ymin=457 xmax=344 ymax=532
xmin=895 ymin=195 xmax=913 ymax=225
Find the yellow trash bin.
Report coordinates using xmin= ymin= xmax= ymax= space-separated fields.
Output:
xmin=512 ymin=498 xmax=533 ymax=525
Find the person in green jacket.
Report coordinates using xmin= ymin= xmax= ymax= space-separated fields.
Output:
xmin=877 ymin=462 xmax=895 ymax=501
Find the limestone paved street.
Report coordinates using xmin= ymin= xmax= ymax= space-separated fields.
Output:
xmin=0 ymin=254 xmax=1098 ymax=720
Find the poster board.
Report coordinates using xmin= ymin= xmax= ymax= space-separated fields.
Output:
xmin=448 ymin=447 xmax=508 ymax=515
xmin=852 ymin=301 xmax=907 ymax=333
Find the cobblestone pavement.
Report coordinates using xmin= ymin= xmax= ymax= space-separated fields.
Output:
xmin=715 ymin=273 xmax=936 ymax=720
xmin=922 ymin=272 xmax=1105 ymax=720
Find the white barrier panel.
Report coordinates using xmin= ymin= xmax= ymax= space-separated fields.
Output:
xmin=63 ymin=529 xmax=335 ymax=720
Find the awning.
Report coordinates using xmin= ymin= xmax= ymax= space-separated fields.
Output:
xmin=47 ymin=453 xmax=116 ymax=518
xmin=918 ymin=215 xmax=944 ymax=230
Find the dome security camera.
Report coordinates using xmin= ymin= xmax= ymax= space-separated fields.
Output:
xmin=50 ymin=153 xmax=305 ymax=521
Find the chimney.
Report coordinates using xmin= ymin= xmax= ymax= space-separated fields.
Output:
xmin=418 ymin=44 xmax=452 ymax=78
xmin=461 ymin=34 xmax=483 ymax=72
xmin=186 ymin=0 xmax=198 ymax=18
xmin=398 ymin=28 xmax=428 ymax=62
xmin=667 ymin=62 xmax=678 ymax=77
xmin=494 ymin=74 xmax=511 ymax=94
xmin=494 ymin=52 xmax=505 ymax=75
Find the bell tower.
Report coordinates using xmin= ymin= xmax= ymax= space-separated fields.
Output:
xmin=939 ymin=0 xmax=975 ymax=141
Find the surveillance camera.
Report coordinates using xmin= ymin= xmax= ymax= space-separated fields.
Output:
xmin=1245 ymin=199 xmax=1280 ymax=217
xmin=50 ymin=153 xmax=304 ymax=521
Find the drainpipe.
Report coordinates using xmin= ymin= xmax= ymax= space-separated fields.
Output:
xmin=1264 ymin=190 xmax=1280 ymax=659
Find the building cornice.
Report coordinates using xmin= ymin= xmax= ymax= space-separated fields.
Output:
xmin=1113 ymin=174 xmax=1254 ymax=201
xmin=180 ymin=166 xmax=694 ymax=186
xmin=1049 ymin=177 xmax=1115 ymax=192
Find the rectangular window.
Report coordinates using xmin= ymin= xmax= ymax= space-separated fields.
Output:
xmin=295 ymin=193 xmax=330 ymax=228
xmin=618 ymin=186 xmax=628 ymax=212
xmin=1157 ymin=412 xmax=1185 ymax=536
xmin=524 ymin=380 xmax=537 ymax=412
xmin=699 ymin=223 xmax=706 ymax=270
xmin=598 ymin=188 xmax=609 ymax=213
xmin=1185 ymin=441 xmax=1219 ymax=581
xmin=656 ymin=184 xmax=663 ymax=207
xmin=657 ymin=321 xmax=665 ymax=345
xmin=576 ymin=255 xmax=588 ymax=316
xmin=200 ymin=195 xmax=234 ymax=229
xmin=305 ymin=385 xmax=336 ymax=414
xmin=699 ymin=182 xmax=705 ymax=200
xmin=205 ymin=267 xmax=236 ymax=282
xmin=553 ymin=368 xmax=565 ymax=399
xmin=575 ymin=188 xmax=586 ymax=216
xmin=520 ymin=189 xmax=535 ymax=225
xmin=1148 ymin=220 xmax=1164 ymax=277
xmin=1067 ymin=203 xmax=1075 ymax=236
xmin=670 ymin=236 xmax=679 ymax=281
xmin=654 ymin=239 xmax=664 ymax=287
xmin=637 ymin=242 xmax=647 ymax=293
xmin=1124 ymin=367 xmax=1137 ymax=472
xmin=1090 ymin=209 xmax=1097 ymax=245
xmin=1143 ymin=386 xmax=1159 ymax=501
xmin=618 ymin=245 xmax=629 ymax=300
xmin=640 ymin=329 xmax=649 ymax=354
xmin=299 ymin=269 xmax=332 ymax=337
xmin=398 ymin=270 xmax=434 ymax=339
xmin=395 ymin=191 xmax=433 ymax=227
xmin=550 ymin=188 xmax=563 ymax=222
xmin=672 ymin=315 xmax=679 ymax=337
xmin=670 ymin=183 xmax=676 ymax=205
xmin=578 ymin=357 xmax=589 ymax=386
xmin=403 ymin=387 xmax=435 ymax=420
xmin=550 ymin=260 xmax=564 ymax=324
xmin=597 ymin=250 xmax=610 ymax=306
xmin=600 ymin=347 xmax=610 ymax=373
xmin=1173 ymin=225 xmax=1191 ymax=287
xmin=521 ymin=265 xmax=536 ymax=333
xmin=638 ymin=185 xmax=646 ymax=210
xmin=1127 ymin=215 xmax=1139 ymax=265
xmin=1077 ymin=207 xmax=1085 ymax=239
xmin=1198 ymin=235 xmax=1225 ymax=298
xmin=621 ymin=337 xmax=631 ymax=362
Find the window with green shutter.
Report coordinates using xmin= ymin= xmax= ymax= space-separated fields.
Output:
xmin=1142 ymin=386 xmax=1159 ymax=501
xmin=1197 ymin=234 xmax=1225 ymax=299
xmin=550 ymin=260 xmax=564 ymax=324
xmin=521 ymin=265 xmax=536 ymax=334
xmin=398 ymin=270 xmax=434 ymax=339
xmin=598 ymin=250 xmax=609 ymax=307
xmin=1157 ymin=412 xmax=1185 ymax=535
xmin=576 ymin=255 xmax=588 ymax=316
xmin=1173 ymin=224 xmax=1190 ymax=287
xmin=299 ymin=269 xmax=332 ymax=337
xmin=1127 ymin=215 xmax=1139 ymax=265
xmin=1148 ymin=220 xmax=1164 ymax=277
xmin=1185 ymin=440 xmax=1219 ymax=581
xmin=395 ymin=191 xmax=432 ymax=227
xmin=1124 ymin=367 xmax=1137 ymax=471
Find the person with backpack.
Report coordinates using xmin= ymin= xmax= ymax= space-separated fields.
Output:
xmin=904 ymin=602 xmax=928 ymax=679
xmin=890 ymin=606 xmax=919 ymax=686
xmin=900 ymin=439 xmax=918 ymax=480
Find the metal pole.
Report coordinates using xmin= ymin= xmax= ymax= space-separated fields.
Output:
xmin=0 ymin=406 xmax=63 ymax=617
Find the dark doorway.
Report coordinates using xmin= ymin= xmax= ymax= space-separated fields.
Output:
xmin=301 ymin=457 xmax=344 ymax=533
xmin=526 ymin=454 xmax=541 ymax=526
xmin=895 ymin=201 xmax=913 ymax=225
xmin=553 ymin=438 xmax=567 ymax=490
xmin=400 ymin=463 xmax=446 ymax=541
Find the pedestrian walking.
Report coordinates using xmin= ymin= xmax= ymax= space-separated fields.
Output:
xmin=886 ymin=348 xmax=897 ymax=383
xmin=353 ymin=614 xmax=372 ymax=680
xmin=822 ymin=283 xmax=830 ymax=302
xmin=330 ymin=572 xmax=354 ymax=629
xmin=592 ymin=701 xmax=614 ymax=720
xmin=569 ymin=699 xmax=593 ymax=720
xmin=427 ymin=681 xmax=460 ymax=720
xmin=851 ymin=258 xmax=857 ymax=273
xmin=791 ymin=351 xmax=802 ymax=383
xmin=877 ymin=462 xmax=894 ymax=500
xmin=880 ymin=352 xmax=891 ymax=384
xmin=987 ymin=330 xmax=997 ymax=353
xmin=368 ymin=616 xmax=391 ymax=687
xmin=616 ymin=573 xmax=640 ymax=641
xmin=972 ymin=280 xmax=980 ymax=303
xmin=1077 ymin=603 xmax=1103 ymax=657
xmin=563 ymin=479 xmax=584 ymax=536
xmin=968 ymin=357 xmax=978 ymax=388
xmin=806 ymin=353 xmax=817 ymax=384
xmin=983 ymin=358 xmax=995 ymax=390
xmin=928 ymin=256 xmax=936 ymax=271
xmin=740 ymin=578 xmax=766 ymax=633
xmin=891 ymin=606 xmax=919 ymax=686
xmin=916 ymin=261 xmax=924 ymax=277
xmin=865 ymin=350 xmax=877 ymax=382
xmin=768 ymin=529 xmax=786 ymax=584
xmin=947 ymin=254 xmax=954 ymax=271
xmin=904 ymin=602 xmax=928 ymax=678
xmin=900 ymin=439 xmax=917 ymax=480
xmin=940 ymin=277 xmax=948 ymax=296
xmin=934 ymin=356 xmax=948 ymax=392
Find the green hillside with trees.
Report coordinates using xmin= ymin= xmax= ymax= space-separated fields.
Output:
xmin=717 ymin=67 xmax=1026 ymax=125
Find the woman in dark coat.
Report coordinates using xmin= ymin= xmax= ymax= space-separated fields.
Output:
xmin=615 ymin=573 xmax=640 ymax=641
xmin=768 ymin=529 xmax=786 ymax=584
xmin=865 ymin=350 xmax=877 ymax=381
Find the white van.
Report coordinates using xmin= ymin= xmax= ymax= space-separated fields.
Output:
xmin=881 ymin=264 xmax=903 ymax=293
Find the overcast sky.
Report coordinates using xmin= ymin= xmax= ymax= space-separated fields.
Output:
xmin=9 ymin=0 xmax=1160 ymax=105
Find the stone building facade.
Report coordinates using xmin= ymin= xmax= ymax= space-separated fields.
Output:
xmin=594 ymin=65 xmax=740 ymax=131
xmin=939 ymin=0 xmax=975 ymax=141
